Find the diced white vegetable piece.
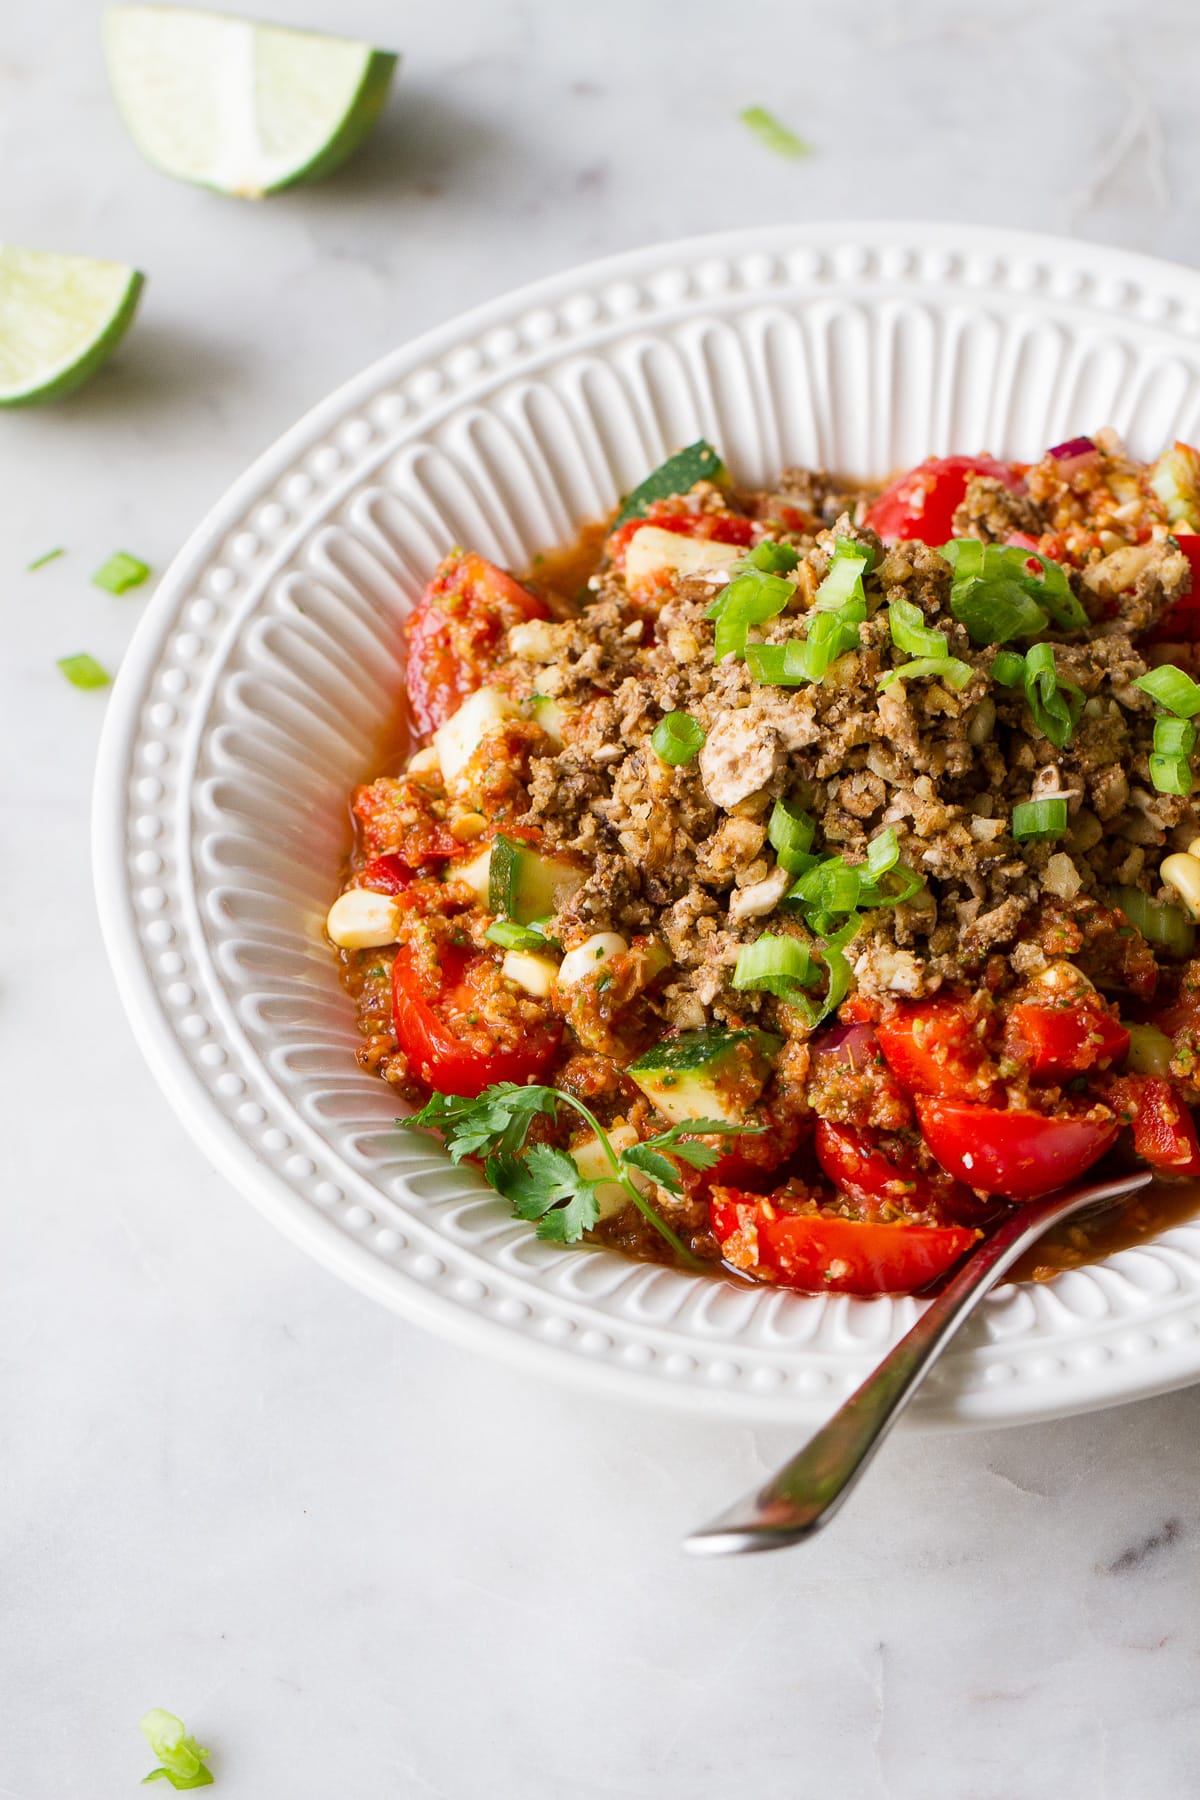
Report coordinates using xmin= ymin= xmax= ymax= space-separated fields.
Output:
xmin=508 ymin=618 xmax=561 ymax=660
xmin=572 ymin=1123 xmax=649 ymax=1219
xmin=557 ymin=932 xmax=628 ymax=987
xmin=433 ymin=685 xmax=518 ymax=782
xmin=623 ymin=527 xmax=744 ymax=594
xmin=500 ymin=949 xmax=559 ymax=998
xmin=450 ymin=844 xmax=492 ymax=906
xmin=326 ymin=889 xmax=403 ymax=949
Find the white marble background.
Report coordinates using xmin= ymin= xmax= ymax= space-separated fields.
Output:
xmin=5 ymin=1 xmax=1200 ymax=1794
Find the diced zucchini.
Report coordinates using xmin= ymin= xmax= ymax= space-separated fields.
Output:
xmin=613 ymin=440 xmax=729 ymax=529
xmin=488 ymin=833 xmax=584 ymax=923
xmin=623 ymin=527 xmax=745 ymax=593
xmin=433 ymin=685 xmax=518 ymax=783
xmin=571 ymin=1122 xmax=647 ymax=1219
xmin=628 ymin=1027 xmax=780 ymax=1126
xmin=529 ymin=693 xmax=568 ymax=747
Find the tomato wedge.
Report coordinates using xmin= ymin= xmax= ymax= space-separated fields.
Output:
xmin=876 ymin=999 xmax=1000 ymax=1103
xmin=1109 ymin=1076 xmax=1200 ymax=1177
xmin=863 ymin=455 xmax=1024 ymax=546
xmin=814 ymin=1120 xmax=975 ymax=1217
xmin=709 ymin=1191 xmax=978 ymax=1296
xmin=1003 ymin=998 xmax=1129 ymax=1081
xmin=392 ymin=942 xmax=561 ymax=1097
xmin=915 ymin=1096 xmax=1118 ymax=1200
xmin=404 ymin=549 xmax=548 ymax=736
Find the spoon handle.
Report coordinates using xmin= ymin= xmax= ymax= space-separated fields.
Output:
xmin=684 ymin=1170 xmax=1151 ymax=1556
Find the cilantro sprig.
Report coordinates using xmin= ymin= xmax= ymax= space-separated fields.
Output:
xmin=402 ymin=1084 xmax=760 ymax=1267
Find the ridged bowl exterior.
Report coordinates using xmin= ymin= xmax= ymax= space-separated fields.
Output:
xmin=95 ymin=223 xmax=1200 ymax=1425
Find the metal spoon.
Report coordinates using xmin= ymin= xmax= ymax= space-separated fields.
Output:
xmin=685 ymin=1168 xmax=1153 ymax=1557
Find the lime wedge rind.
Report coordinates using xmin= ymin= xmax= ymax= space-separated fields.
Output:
xmin=0 ymin=249 xmax=144 ymax=407
xmin=103 ymin=6 xmax=399 ymax=198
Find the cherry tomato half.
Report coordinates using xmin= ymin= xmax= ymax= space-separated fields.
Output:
xmin=392 ymin=942 xmax=561 ymax=1097
xmin=814 ymin=1120 xmax=975 ymax=1216
xmin=862 ymin=455 xmax=1025 ymax=546
xmin=709 ymin=1190 xmax=979 ymax=1296
xmin=914 ymin=1097 xmax=1118 ymax=1200
xmin=876 ymin=1000 xmax=1000 ymax=1103
xmin=404 ymin=549 xmax=548 ymax=736
xmin=1003 ymin=998 xmax=1129 ymax=1082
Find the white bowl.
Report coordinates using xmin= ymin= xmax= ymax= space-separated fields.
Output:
xmin=95 ymin=222 xmax=1200 ymax=1427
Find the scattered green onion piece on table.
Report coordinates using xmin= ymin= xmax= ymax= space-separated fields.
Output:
xmin=92 ymin=549 xmax=150 ymax=593
xmin=27 ymin=547 xmax=64 ymax=570
xmin=767 ymin=798 xmax=816 ymax=871
xmin=1112 ymin=886 xmax=1195 ymax=957
xmin=739 ymin=105 xmax=812 ymax=159
xmin=887 ymin=595 xmax=948 ymax=658
xmin=878 ymin=655 xmax=973 ymax=692
xmin=1135 ymin=663 xmax=1200 ymax=717
xmin=651 ymin=710 xmax=705 ymax=766
xmin=1012 ymin=797 xmax=1069 ymax=841
xmin=139 ymin=1709 xmax=213 ymax=1790
xmin=57 ymin=652 xmax=110 ymax=689
xmin=1149 ymin=753 xmax=1193 ymax=796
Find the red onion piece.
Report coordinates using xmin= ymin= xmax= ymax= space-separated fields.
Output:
xmin=810 ymin=1022 xmax=879 ymax=1073
xmin=1048 ymin=436 xmax=1095 ymax=460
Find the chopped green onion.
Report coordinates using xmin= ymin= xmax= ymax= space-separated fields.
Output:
xmin=865 ymin=826 xmax=900 ymax=878
xmin=57 ymin=652 xmax=110 ymax=689
xmin=1012 ymin=797 xmax=1069 ymax=841
xmin=768 ymin=798 xmax=817 ymax=872
xmin=140 ymin=1709 xmax=213 ymax=1789
xmin=485 ymin=919 xmax=561 ymax=953
xmin=705 ymin=544 xmax=798 ymax=660
xmin=991 ymin=649 xmax=1027 ymax=685
xmin=887 ymin=595 xmax=948 ymax=658
xmin=812 ymin=537 xmax=872 ymax=611
xmin=994 ymin=644 xmax=1083 ymax=748
xmin=1150 ymin=754 xmax=1193 ymax=796
xmin=941 ymin=538 xmax=1086 ymax=640
xmin=92 ymin=550 xmax=151 ymax=594
xmin=1135 ymin=663 xmax=1200 ymax=717
xmin=1112 ymin=885 xmax=1196 ymax=957
xmin=27 ymin=547 xmax=64 ymax=571
xmin=790 ymin=857 xmax=863 ymax=917
xmin=1154 ymin=716 xmax=1197 ymax=757
xmin=743 ymin=539 xmax=801 ymax=576
xmin=732 ymin=934 xmax=818 ymax=1000
xmin=651 ymin=710 xmax=705 ymax=765
xmin=878 ymin=655 xmax=974 ymax=692
xmin=739 ymin=105 xmax=812 ymax=160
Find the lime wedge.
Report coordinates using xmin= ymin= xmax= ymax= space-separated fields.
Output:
xmin=0 ymin=247 xmax=144 ymax=407
xmin=103 ymin=6 xmax=399 ymax=197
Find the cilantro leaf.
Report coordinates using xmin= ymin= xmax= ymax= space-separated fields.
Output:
xmin=621 ymin=1143 xmax=685 ymax=1192
xmin=401 ymin=1084 xmax=559 ymax=1162
xmin=485 ymin=1145 xmax=601 ymax=1243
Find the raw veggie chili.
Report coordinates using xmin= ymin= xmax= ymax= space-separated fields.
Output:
xmin=327 ymin=430 xmax=1200 ymax=1296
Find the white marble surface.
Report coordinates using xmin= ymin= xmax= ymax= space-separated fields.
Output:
xmin=5 ymin=1 xmax=1200 ymax=1794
